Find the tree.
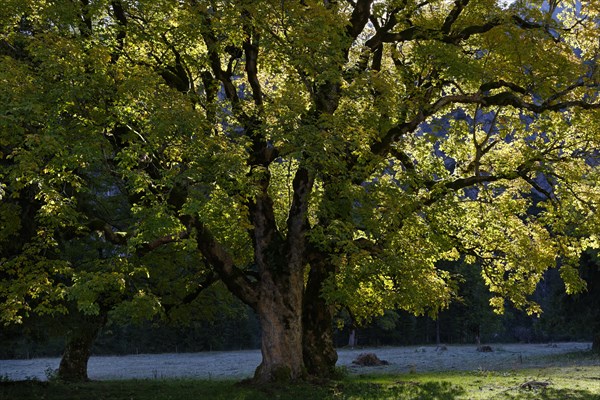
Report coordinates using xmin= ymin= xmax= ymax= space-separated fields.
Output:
xmin=2 ymin=0 xmax=600 ymax=383
xmin=544 ymin=250 xmax=600 ymax=350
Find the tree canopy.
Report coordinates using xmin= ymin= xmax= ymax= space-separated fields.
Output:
xmin=1 ymin=0 xmax=600 ymax=383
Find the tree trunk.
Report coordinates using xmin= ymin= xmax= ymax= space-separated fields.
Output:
xmin=58 ymin=315 xmax=105 ymax=382
xmin=194 ymin=167 xmax=315 ymax=384
xmin=348 ymin=329 xmax=357 ymax=347
xmin=253 ymin=269 xmax=306 ymax=383
xmin=593 ymin=333 xmax=600 ymax=353
xmin=302 ymin=262 xmax=338 ymax=377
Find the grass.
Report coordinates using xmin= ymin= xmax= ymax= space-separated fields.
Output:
xmin=2 ymin=353 xmax=600 ymax=400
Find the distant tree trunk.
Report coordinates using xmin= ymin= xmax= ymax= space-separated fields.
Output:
xmin=302 ymin=260 xmax=338 ymax=377
xmin=348 ymin=329 xmax=357 ymax=347
xmin=592 ymin=333 xmax=600 ymax=353
xmin=436 ymin=318 xmax=441 ymax=346
xmin=58 ymin=314 xmax=105 ymax=382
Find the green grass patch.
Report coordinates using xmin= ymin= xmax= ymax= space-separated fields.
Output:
xmin=2 ymin=364 xmax=600 ymax=399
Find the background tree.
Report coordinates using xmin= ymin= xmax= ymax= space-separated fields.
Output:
xmin=541 ymin=250 xmax=600 ymax=351
xmin=2 ymin=0 xmax=600 ymax=383
xmin=0 ymin=16 xmax=214 ymax=380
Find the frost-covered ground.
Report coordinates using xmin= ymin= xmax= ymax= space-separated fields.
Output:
xmin=0 ymin=342 xmax=592 ymax=381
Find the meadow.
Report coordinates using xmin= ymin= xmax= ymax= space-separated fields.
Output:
xmin=2 ymin=351 xmax=599 ymax=400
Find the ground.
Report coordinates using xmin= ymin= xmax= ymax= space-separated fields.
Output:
xmin=0 ymin=342 xmax=591 ymax=381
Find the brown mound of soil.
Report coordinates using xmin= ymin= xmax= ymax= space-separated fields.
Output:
xmin=352 ymin=353 xmax=389 ymax=366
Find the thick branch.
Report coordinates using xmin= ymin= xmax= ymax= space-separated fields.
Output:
xmin=247 ymin=170 xmax=284 ymax=273
xmin=159 ymin=43 xmax=192 ymax=93
xmin=347 ymin=0 xmax=374 ymax=39
xmin=110 ymin=1 xmax=127 ymax=63
xmin=194 ymin=221 xmax=259 ymax=308
xmin=136 ymin=231 xmax=190 ymax=256
xmin=199 ymin=12 xmax=239 ymax=104
xmin=88 ymin=220 xmax=128 ymax=245
xmin=285 ymin=167 xmax=315 ymax=268
xmin=480 ymin=80 xmax=528 ymax=95
xmin=369 ymin=12 xmax=556 ymax=49
xmin=441 ymin=0 xmax=470 ymax=34
xmin=243 ymin=14 xmax=263 ymax=106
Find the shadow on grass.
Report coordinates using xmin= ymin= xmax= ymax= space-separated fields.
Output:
xmin=1 ymin=379 xmax=465 ymax=400
xmin=2 ymin=379 xmax=599 ymax=400
xmin=496 ymin=388 xmax=600 ymax=400
xmin=329 ymin=380 xmax=466 ymax=399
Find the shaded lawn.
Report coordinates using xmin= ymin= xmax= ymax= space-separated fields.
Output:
xmin=2 ymin=365 xmax=600 ymax=400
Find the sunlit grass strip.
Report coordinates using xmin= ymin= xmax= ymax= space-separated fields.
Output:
xmin=2 ymin=364 xmax=600 ymax=400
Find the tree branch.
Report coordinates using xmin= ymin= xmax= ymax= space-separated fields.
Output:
xmin=441 ymin=0 xmax=470 ymax=34
xmin=193 ymin=220 xmax=259 ymax=308
xmin=373 ymin=89 xmax=600 ymax=159
xmin=87 ymin=220 xmax=128 ymax=245
xmin=347 ymin=0 xmax=374 ymax=39
xmin=368 ymin=10 xmax=561 ymax=49
xmin=110 ymin=1 xmax=127 ymax=63
xmin=136 ymin=231 xmax=190 ymax=256
xmin=198 ymin=11 xmax=239 ymax=105
xmin=162 ymin=271 xmax=220 ymax=314
xmin=479 ymin=80 xmax=529 ymax=95
xmin=243 ymin=11 xmax=263 ymax=106
xmin=285 ymin=166 xmax=315 ymax=269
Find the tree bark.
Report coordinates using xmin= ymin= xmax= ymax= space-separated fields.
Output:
xmin=57 ymin=315 xmax=105 ymax=382
xmin=251 ymin=166 xmax=315 ymax=382
xmin=302 ymin=261 xmax=338 ymax=377
xmin=253 ymin=269 xmax=306 ymax=383
xmin=193 ymin=167 xmax=315 ymax=383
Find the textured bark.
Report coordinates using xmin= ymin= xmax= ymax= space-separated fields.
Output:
xmin=302 ymin=261 xmax=338 ymax=377
xmin=254 ymin=269 xmax=305 ymax=383
xmin=250 ymin=167 xmax=314 ymax=382
xmin=57 ymin=315 xmax=105 ymax=382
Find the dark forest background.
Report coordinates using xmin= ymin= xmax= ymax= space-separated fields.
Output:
xmin=2 ymin=250 xmax=598 ymax=359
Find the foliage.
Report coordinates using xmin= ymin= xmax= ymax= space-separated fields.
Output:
xmin=2 ymin=0 xmax=600 ymax=380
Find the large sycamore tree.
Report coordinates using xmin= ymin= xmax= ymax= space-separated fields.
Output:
xmin=2 ymin=0 xmax=600 ymax=383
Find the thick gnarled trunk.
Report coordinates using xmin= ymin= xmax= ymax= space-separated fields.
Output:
xmin=58 ymin=315 xmax=105 ymax=382
xmin=195 ymin=167 xmax=316 ymax=383
xmin=254 ymin=269 xmax=305 ymax=382
xmin=302 ymin=261 xmax=338 ymax=377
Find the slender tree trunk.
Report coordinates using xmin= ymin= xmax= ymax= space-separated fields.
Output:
xmin=58 ymin=315 xmax=105 ymax=382
xmin=592 ymin=332 xmax=600 ymax=353
xmin=302 ymin=261 xmax=338 ymax=377
xmin=253 ymin=269 xmax=306 ymax=383
xmin=348 ymin=329 xmax=357 ymax=347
